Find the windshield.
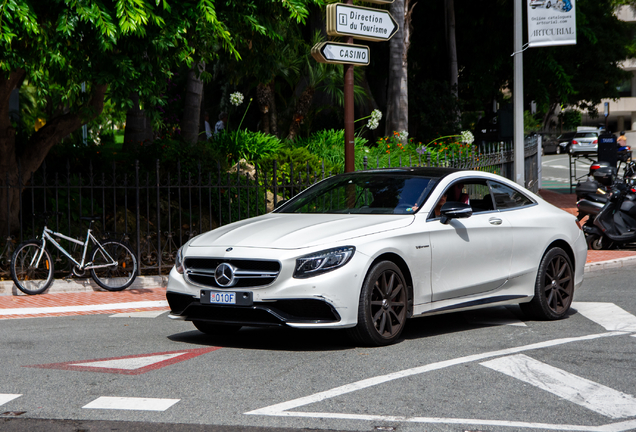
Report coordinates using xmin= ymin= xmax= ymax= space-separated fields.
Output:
xmin=276 ymin=173 xmax=438 ymax=215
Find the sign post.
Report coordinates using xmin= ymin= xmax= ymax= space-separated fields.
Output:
xmin=316 ymin=1 xmax=398 ymax=172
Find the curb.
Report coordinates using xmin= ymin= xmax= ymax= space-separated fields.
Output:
xmin=0 ymin=275 xmax=168 ymax=296
xmin=583 ymin=255 xmax=636 ymax=273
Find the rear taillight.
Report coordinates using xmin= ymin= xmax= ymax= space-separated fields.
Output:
xmin=593 ymin=139 xmax=598 ymax=144
xmin=590 ymin=164 xmax=601 ymax=171
xmin=572 ymin=140 xmax=579 ymax=145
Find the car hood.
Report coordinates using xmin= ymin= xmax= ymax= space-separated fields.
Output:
xmin=188 ymin=213 xmax=414 ymax=250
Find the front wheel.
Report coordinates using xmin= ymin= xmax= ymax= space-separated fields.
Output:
xmin=521 ymin=247 xmax=574 ymax=320
xmin=10 ymin=241 xmax=55 ymax=295
xmin=90 ymin=240 xmax=137 ymax=291
xmin=347 ymin=261 xmax=408 ymax=346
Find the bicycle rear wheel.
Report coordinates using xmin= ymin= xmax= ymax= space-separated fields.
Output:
xmin=10 ymin=241 xmax=55 ymax=295
xmin=90 ymin=240 xmax=137 ymax=291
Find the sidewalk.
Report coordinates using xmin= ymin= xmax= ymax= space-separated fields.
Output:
xmin=0 ymin=191 xmax=633 ymax=319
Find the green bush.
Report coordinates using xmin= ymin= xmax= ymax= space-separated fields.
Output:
xmin=290 ymin=129 xmax=368 ymax=171
xmin=214 ymin=129 xmax=283 ymax=164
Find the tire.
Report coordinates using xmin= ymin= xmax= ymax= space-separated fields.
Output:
xmin=546 ymin=1 xmax=551 ymax=7
xmin=10 ymin=241 xmax=54 ymax=295
xmin=193 ymin=321 xmax=242 ymax=335
xmin=555 ymin=145 xmax=561 ymax=155
xmin=90 ymin=240 xmax=137 ymax=291
xmin=587 ymin=234 xmax=604 ymax=250
xmin=521 ymin=247 xmax=574 ymax=320
xmin=347 ymin=261 xmax=408 ymax=346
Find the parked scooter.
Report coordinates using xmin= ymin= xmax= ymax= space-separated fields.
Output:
xmin=576 ymin=162 xmax=636 ymax=250
xmin=583 ymin=183 xmax=636 ymax=249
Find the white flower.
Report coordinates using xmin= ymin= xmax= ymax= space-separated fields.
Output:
xmin=367 ymin=118 xmax=379 ymax=130
xmin=461 ymin=130 xmax=474 ymax=145
xmin=230 ymin=92 xmax=244 ymax=106
xmin=399 ymin=130 xmax=408 ymax=139
xmin=371 ymin=109 xmax=382 ymax=121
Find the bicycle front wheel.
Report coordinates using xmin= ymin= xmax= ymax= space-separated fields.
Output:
xmin=10 ymin=241 xmax=55 ymax=295
xmin=90 ymin=240 xmax=137 ymax=291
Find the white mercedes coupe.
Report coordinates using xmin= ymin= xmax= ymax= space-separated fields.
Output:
xmin=167 ymin=168 xmax=587 ymax=346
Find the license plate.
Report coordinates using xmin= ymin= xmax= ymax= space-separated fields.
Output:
xmin=207 ymin=292 xmax=236 ymax=304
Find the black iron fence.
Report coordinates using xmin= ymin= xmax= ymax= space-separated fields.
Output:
xmin=0 ymin=138 xmax=538 ymax=278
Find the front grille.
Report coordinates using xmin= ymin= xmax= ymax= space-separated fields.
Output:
xmin=184 ymin=258 xmax=281 ymax=289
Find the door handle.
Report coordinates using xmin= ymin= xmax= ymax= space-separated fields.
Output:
xmin=489 ymin=217 xmax=503 ymax=225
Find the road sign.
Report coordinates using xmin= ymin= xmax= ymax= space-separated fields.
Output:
xmin=311 ymin=42 xmax=370 ymax=66
xmin=326 ymin=3 xmax=399 ymax=42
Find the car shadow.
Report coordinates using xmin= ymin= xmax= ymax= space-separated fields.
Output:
xmin=168 ymin=325 xmax=353 ymax=352
xmin=168 ymin=305 xmax=576 ymax=350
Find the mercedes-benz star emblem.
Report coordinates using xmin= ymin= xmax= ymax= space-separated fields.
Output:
xmin=214 ymin=263 xmax=237 ymax=287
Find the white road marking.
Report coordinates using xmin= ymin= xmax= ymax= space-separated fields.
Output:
xmin=481 ymin=354 xmax=636 ymax=419
xmin=83 ymin=396 xmax=179 ymax=411
xmin=573 ymin=302 xmax=636 ymax=333
xmin=0 ymin=394 xmax=21 ymax=406
xmin=71 ymin=353 xmax=185 ymax=370
xmin=246 ymin=331 xmax=625 ymax=417
xmin=109 ymin=310 xmax=167 ymax=318
xmin=0 ymin=301 xmax=168 ymax=316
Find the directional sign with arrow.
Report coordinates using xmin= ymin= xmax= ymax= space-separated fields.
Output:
xmin=311 ymin=42 xmax=370 ymax=66
xmin=326 ymin=3 xmax=399 ymax=42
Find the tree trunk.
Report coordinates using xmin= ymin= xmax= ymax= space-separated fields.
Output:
xmin=0 ymin=77 xmax=107 ymax=236
xmin=385 ymin=0 xmax=413 ymax=136
xmin=123 ymin=92 xmax=154 ymax=151
xmin=256 ymin=82 xmax=272 ymax=135
xmin=181 ymin=62 xmax=205 ymax=144
xmin=445 ymin=0 xmax=460 ymax=122
xmin=268 ymin=81 xmax=279 ymax=138
xmin=287 ymin=86 xmax=315 ymax=141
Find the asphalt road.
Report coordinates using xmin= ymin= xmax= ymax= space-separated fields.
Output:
xmin=540 ymin=153 xmax=594 ymax=191
xmin=2 ymin=266 xmax=636 ymax=432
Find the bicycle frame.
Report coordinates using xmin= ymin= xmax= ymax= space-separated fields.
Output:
xmin=32 ymin=225 xmax=117 ymax=271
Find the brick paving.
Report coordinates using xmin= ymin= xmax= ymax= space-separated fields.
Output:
xmin=0 ymin=190 xmax=633 ymax=319
xmin=0 ymin=288 xmax=168 ymax=320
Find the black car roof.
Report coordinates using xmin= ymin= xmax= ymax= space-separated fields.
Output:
xmin=343 ymin=167 xmax=461 ymax=179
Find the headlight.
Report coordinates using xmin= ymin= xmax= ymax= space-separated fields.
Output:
xmin=175 ymin=247 xmax=184 ymax=274
xmin=294 ymin=246 xmax=355 ymax=279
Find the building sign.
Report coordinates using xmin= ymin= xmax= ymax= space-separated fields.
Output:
xmin=527 ymin=0 xmax=576 ymax=47
xmin=311 ymin=42 xmax=370 ymax=66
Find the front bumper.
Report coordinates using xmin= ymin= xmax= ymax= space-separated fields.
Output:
xmin=166 ymin=246 xmax=367 ymax=329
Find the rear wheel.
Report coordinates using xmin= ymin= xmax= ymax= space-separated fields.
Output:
xmin=90 ymin=240 xmax=137 ymax=291
xmin=348 ymin=261 xmax=408 ymax=346
xmin=10 ymin=241 xmax=54 ymax=295
xmin=193 ymin=321 xmax=242 ymax=335
xmin=521 ymin=247 xmax=574 ymax=320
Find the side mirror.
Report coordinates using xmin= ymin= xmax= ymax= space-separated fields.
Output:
xmin=439 ymin=202 xmax=473 ymax=225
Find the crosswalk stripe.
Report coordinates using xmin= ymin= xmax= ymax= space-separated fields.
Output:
xmin=0 ymin=394 xmax=21 ymax=406
xmin=481 ymin=354 xmax=636 ymax=419
xmin=83 ymin=396 xmax=179 ymax=411
xmin=573 ymin=302 xmax=636 ymax=333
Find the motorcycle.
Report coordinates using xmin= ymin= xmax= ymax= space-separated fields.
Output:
xmin=576 ymin=161 xmax=636 ymax=250
xmin=584 ymin=183 xmax=636 ymax=249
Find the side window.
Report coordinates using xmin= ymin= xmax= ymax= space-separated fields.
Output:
xmin=462 ymin=180 xmax=494 ymax=213
xmin=489 ymin=181 xmax=534 ymax=210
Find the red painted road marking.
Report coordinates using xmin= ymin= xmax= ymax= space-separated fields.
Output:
xmin=24 ymin=347 xmax=220 ymax=375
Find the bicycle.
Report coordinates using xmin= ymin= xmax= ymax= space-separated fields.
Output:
xmin=10 ymin=212 xmax=138 ymax=295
